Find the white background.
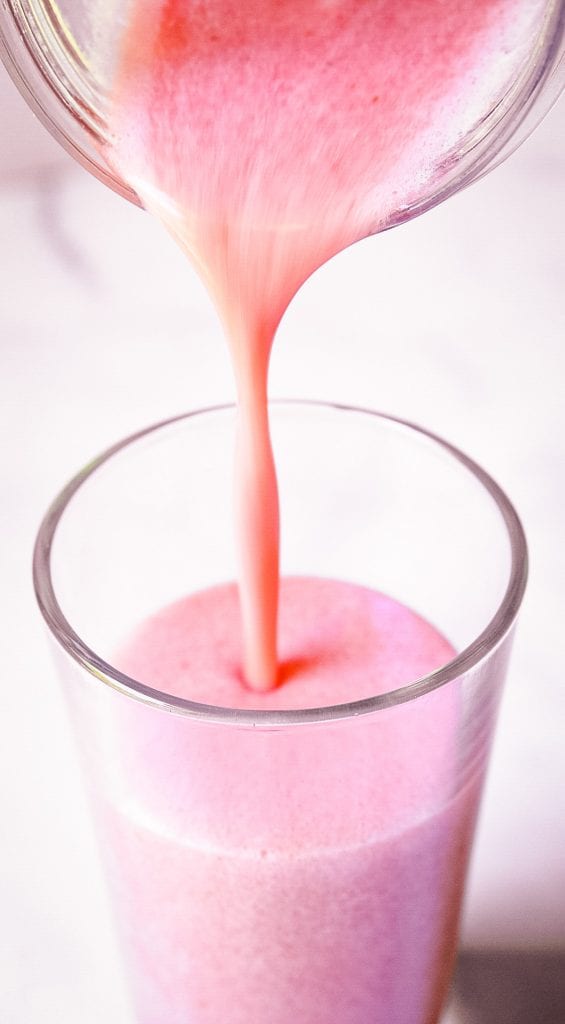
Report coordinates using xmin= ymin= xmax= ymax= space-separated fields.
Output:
xmin=0 ymin=59 xmax=564 ymax=1023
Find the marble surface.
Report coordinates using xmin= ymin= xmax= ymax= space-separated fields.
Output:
xmin=1 ymin=63 xmax=564 ymax=1023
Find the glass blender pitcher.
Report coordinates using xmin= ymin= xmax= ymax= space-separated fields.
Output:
xmin=1 ymin=1 xmax=563 ymax=224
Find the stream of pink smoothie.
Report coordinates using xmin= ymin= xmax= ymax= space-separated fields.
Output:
xmin=106 ymin=576 xmax=478 ymax=1024
xmin=109 ymin=0 xmax=543 ymax=689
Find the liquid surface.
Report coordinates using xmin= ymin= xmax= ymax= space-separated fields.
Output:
xmin=109 ymin=0 xmax=544 ymax=688
xmin=116 ymin=575 xmax=455 ymax=709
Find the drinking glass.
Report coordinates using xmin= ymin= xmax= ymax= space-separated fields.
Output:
xmin=33 ymin=401 xmax=527 ymax=1024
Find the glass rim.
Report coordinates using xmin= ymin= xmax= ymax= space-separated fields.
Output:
xmin=33 ymin=400 xmax=528 ymax=727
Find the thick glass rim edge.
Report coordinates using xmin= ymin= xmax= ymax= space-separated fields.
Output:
xmin=32 ymin=401 xmax=528 ymax=726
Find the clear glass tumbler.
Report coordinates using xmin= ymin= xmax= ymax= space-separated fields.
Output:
xmin=33 ymin=401 xmax=527 ymax=1024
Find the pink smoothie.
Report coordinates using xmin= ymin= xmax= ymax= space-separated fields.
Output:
xmin=97 ymin=5 xmax=528 ymax=1016
xmin=91 ymin=577 xmax=486 ymax=1024
xmin=108 ymin=0 xmax=545 ymax=688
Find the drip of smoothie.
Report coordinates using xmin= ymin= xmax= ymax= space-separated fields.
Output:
xmin=108 ymin=0 xmax=544 ymax=690
xmin=95 ymin=576 xmax=481 ymax=1024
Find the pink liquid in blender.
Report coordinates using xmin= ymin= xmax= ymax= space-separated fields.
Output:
xmin=96 ymin=2 xmax=541 ymax=1020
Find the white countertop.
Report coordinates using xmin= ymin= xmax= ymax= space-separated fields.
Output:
xmin=0 ymin=67 xmax=564 ymax=1022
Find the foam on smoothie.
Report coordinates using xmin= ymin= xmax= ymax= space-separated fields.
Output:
xmin=108 ymin=0 xmax=544 ymax=689
xmin=116 ymin=576 xmax=455 ymax=709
